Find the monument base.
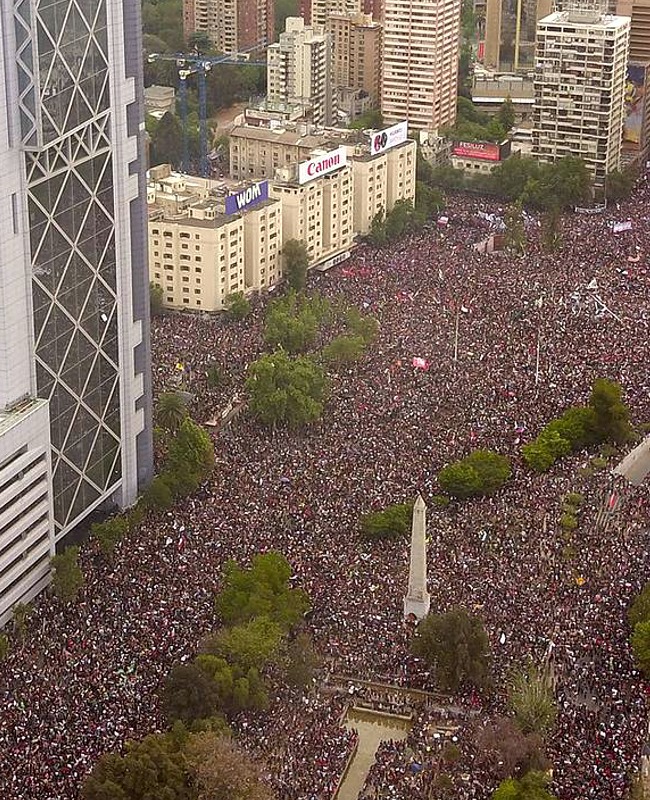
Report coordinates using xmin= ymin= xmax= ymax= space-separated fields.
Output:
xmin=404 ymin=592 xmax=430 ymax=621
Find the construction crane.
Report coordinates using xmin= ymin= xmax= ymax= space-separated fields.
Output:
xmin=147 ymin=47 xmax=267 ymax=176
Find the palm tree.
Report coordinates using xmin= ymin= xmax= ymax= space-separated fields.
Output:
xmin=156 ymin=392 xmax=188 ymax=433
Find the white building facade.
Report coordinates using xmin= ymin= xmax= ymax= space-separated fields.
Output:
xmin=533 ymin=6 xmax=630 ymax=184
xmin=267 ymin=18 xmax=337 ymax=127
xmin=0 ymin=0 xmax=153 ymax=624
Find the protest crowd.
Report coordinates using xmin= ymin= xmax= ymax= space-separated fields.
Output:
xmin=0 ymin=172 xmax=649 ymax=800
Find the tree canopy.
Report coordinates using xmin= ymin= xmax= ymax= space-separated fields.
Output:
xmin=50 ymin=546 xmax=84 ymax=603
xmin=589 ymin=378 xmax=633 ymax=444
xmin=411 ymin=608 xmax=490 ymax=691
xmin=246 ymin=350 xmax=327 ymax=427
xmin=507 ymin=662 xmax=557 ymax=736
xmin=438 ymin=450 xmax=511 ymax=499
xmin=215 ymin=551 xmax=310 ymax=630
xmin=282 ymin=239 xmax=310 ymax=291
xmin=492 ymin=771 xmax=558 ymax=800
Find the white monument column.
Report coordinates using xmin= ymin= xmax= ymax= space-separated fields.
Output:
xmin=404 ymin=494 xmax=431 ymax=620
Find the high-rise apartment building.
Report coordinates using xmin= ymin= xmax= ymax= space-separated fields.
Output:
xmin=267 ymin=18 xmax=336 ymax=127
xmin=484 ymin=0 xmax=553 ymax=72
xmin=327 ymin=12 xmax=382 ymax=106
xmin=0 ymin=0 xmax=153 ymax=623
xmin=184 ymin=0 xmax=274 ymax=54
xmin=381 ymin=0 xmax=461 ymax=130
xmin=533 ymin=3 xmax=630 ymax=184
xmin=613 ymin=0 xmax=650 ymax=61
xmin=300 ymin=0 xmax=360 ymax=28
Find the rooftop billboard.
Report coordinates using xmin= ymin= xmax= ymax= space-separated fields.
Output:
xmin=225 ymin=180 xmax=269 ymax=214
xmin=452 ymin=141 xmax=501 ymax=162
xmin=370 ymin=121 xmax=408 ymax=156
xmin=298 ymin=146 xmax=348 ymax=184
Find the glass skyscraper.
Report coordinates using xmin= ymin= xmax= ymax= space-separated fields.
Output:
xmin=0 ymin=0 xmax=153 ymax=623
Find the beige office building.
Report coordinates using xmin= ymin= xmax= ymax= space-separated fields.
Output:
xmin=327 ymin=12 xmax=382 ymax=106
xmin=148 ymin=167 xmax=283 ymax=311
xmin=229 ymin=125 xmax=334 ymax=180
xmin=381 ymin=0 xmax=461 ymax=130
xmin=533 ymin=5 xmax=630 ymax=185
xmin=613 ymin=0 xmax=650 ymax=61
xmin=271 ymin=149 xmax=354 ymax=266
xmin=351 ymin=139 xmax=416 ymax=233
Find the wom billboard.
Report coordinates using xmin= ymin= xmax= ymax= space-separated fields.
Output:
xmin=370 ymin=121 xmax=408 ymax=156
xmin=452 ymin=141 xmax=501 ymax=162
xmin=225 ymin=180 xmax=269 ymax=214
xmin=298 ymin=147 xmax=347 ymax=184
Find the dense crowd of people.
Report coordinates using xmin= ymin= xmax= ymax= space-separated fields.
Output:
xmin=1 ymin=173 xmax=649 ymax=799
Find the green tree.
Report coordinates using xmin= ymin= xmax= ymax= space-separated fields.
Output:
xmin=215 ymin=551 xmax=310 ymax=630
xmin=536 ymin=427 xmax=571 ymax=461
xmin=348 ymin=109 xmax=383 ymax=130
xmin=143 ymin=475 xmax=174 ymax=511
xmin=503 ymin=201 xmax=526 ymax=255
xmin=11 ymin=601 xmax=32 ymax=642
xmin=554 ymin=406 xmax=598 ymax=449
xmin=498 ymin=97 xmax=515 ymax=133
xmin=464 ymin=450 xmax=512 ymax=493
xmin=82 ymin=732 xmax=190 ymax=800
xmin=360 ymin=503 xmax=413 ymax=541
xmin=521 ymin=441 xmax=557 ymax=473
xmin=632 ymin=620 xmax=650 ymax=677
xmin=92 ymin=516 xmax=130 ymax=558
xmin=209 ymin=617 xmax=285 ymax=671
xmin=322 ymin=334 xmax=366 ymax=365
xmin=195 ymin=654 xmax=268 ymax=714
xmin=368 ymin=209 xmax=387 ymax=247
xmin=492 ymin=771 xmax=558 ymax=800
xmin=438 ymin=462 xmax=483 ymax=499
xmin=149 ymin=112 xmax=183 ymax=168
xmin=430 ymin=165 xmax=465 ymax=191
xmin=0 ymin=633 xmax=8 ymax=660
xmin=163 ymin=662 xmax=218 ymax=724
xmin=416 ymin=147 xmax=435 ymax=184
xmin=187 ymin=30 xmax=213 ymax=54
xmin=411 ymin=608 xmax=490 ymax=691
xmin=264 ymin=291 xmax=320 ymax=354
xmin=589 ymin=378 xmax=633 ymax=444
xmin=206 ymin=363 xmax=222 ymax=388
xmin=167 ymin=418 xmax=215 ymax=478
xmin=605 ymin=169 xmax=634 ymax=202
xmin=540 ymin=204 xmax=562 ymax=252
xmin=246 ymin=350 xmax=327 ymax=427
xmin=284 ymin=632 xmax=320 ymax=688
xmin=156 ymin=392 xmax=189 ymax=434
xmin=508 ymin=662 xmax=557 ymax=736
xmin=526 ymin=157 xmax=592 ymax=210
xmin=51 ymin=546 xmax=84 ymax=603
xmin=491 ymin=157 xmax=540 ymax=202
xmin=282 ymin=239 xmax=310 ymax=291
xmin=416 ymin=181 xmax=445 ymax=219
xmin=224 ymin=291 xmax=251 ymax=321
xmin=629 ymin=582 xmax=650 ymax=627
xmin=345 ymin=309 xmax=379 ymax=344
xmin=184 ymin=732 xmax=273 ymax=800
xmin=385 ymin=199 xmax=416 ymax=240
xmin=150 ymin=282 xmax=164 ymax=317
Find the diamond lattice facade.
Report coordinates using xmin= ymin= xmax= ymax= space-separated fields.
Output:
xmin=0 ymin=0 xmax=153 ymax=624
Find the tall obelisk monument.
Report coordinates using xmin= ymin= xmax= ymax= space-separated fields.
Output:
xmin=404 ymin=494 xmax=431 ymax=620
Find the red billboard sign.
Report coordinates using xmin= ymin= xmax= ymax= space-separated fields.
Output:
xmin=452 ymin=141 xmax=501 ymax=161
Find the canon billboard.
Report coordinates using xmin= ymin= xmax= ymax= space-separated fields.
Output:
xmin=370 ymin=121 xmax=408 ymax=156
xmin=298 ymin=146 xmax=347 ymax=184
xmin=452 ymin=141 xmax=501 ymax=161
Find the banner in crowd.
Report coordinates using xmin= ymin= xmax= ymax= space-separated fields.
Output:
xmin=611 ymin=221 xmax=633 ymax=232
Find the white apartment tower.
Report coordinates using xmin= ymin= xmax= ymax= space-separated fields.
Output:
xmin=533 ymin=2 xmax=630 ymax=184
xmin=267 ymin=17 xmax=336 ymax=127
xmin=0 ymin=0 xmax=153 ymax=624
xmin=381 ymin=0 xmax=461 ymax=130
